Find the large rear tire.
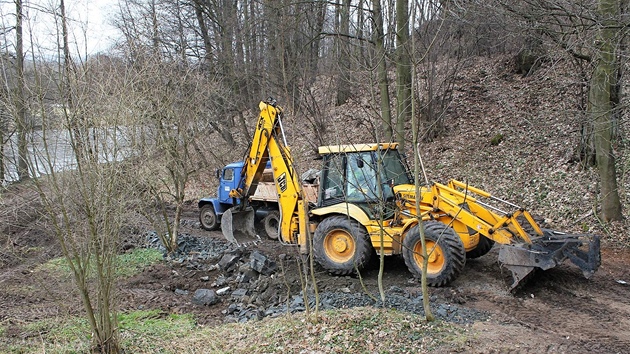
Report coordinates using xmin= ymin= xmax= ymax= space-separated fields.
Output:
xmin=199 ymin=204 xmax=219 ymax=231
xmin=466 ymin=235 xmax=495 ymax=259
xmin=403 ymin=221 xmax=466 ymax=287
xmin=262 ymin=211 xmax=280 ymax=240
xmin=313 ymin=216 xmax=372 ymax=275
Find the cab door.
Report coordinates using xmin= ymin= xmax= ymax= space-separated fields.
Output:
xmin=218 ymin=166 xmax=240 ymax=204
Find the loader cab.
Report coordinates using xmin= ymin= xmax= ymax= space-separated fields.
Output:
xmin=317 ymin=143 xmax=412 ymax=219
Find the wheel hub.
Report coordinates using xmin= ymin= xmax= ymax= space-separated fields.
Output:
xmin=324 ymin=230 xmax=355 ymax=263
xmin=413 ymin=240 xmax=445 ymax=274
xmin=333 ymin=238 xmax=348 ymax=253
xmin=428 ymin=250 xmax=438 ymax=263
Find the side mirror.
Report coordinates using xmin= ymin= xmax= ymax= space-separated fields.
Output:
xmin=216 ymin=169 xmax=221 ymax=179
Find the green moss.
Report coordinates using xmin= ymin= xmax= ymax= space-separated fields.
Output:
xmin=37 ymin=248 xmax=162 ymax=278
xmin=490 ymin=134 xmax=504 ymax=146
xmin=116 ymin=248 xmax=163 ymax=277
xmin=118 ymin=310 xmax=196 ymax=351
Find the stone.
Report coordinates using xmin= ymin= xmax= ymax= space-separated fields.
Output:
xmin=250 ymin=251 xmax=277 ymax=275
xmin=214 ymin=275 xmax=228 ymax=287
xmin=192 ymin=289 xmax=218 ymax=306
xmin=226 ymin=303 xmax=238 ymax=314
xmin=232 ymin=288 xmax=248 ymax=299
xmin=218 ymin=253 xmax=240 ymax=271
xmin=239 ymin=269 xmax=258 ymax=283
xmin=216 ymin=286 xmax=231 ymax=296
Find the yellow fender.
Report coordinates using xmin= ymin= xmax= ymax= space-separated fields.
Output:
xmin=311 ymin=203 xmax=371 ymax=226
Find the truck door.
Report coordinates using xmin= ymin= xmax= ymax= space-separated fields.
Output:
xmin=218 ymin=166 xmax=240 ymax=204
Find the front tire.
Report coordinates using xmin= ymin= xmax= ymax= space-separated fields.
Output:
xmin=199 ymin=204 xmax=219 ymax=231
xmin=403 ymin=221 xmax=466 ymax=287
xmin=313 ymin=216 xmax=372 ymax=275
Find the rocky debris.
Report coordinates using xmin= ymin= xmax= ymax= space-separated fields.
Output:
xmin=146 ymin=232 xmax=489 ymax=325
xmin=192 ymin=289 xmax=219 ymax=306
xmin=230 ymin=288 xmax=487 ymax=325
xmin=218 ymin=252 xmax=240 ymax=271
xmin=179 ymin=219 xmax=201 ymax=229
xmin=146 ymin=232 xmax=232 ymax=272
xmin=174 ymin=289 xmax=189 ymax=296
xmin=249 ymin=251 xmax=277 ymax=275
xmin=301 ymin=169 xmax=319 ymax=183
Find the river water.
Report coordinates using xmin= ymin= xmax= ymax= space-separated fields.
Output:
xmin=3 ymin=127 xmax=138 ymax=183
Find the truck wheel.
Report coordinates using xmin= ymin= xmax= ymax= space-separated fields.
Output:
xmin=263 ymin=211 xmax=280 ymax=240
xmin=403 ymin=221 xmax=466 ymax=287
xmin=466 ymin=235 xmax=495 ymax=259
xmin=313 ymin=216 xmax=372 ymax=275
xmin=199 ymin=204 xmax=219 ymax=231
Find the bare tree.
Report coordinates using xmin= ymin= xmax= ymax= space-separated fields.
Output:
xmin=395 ymin=0 xmax=412 ymax=150
xmin=336 ymin=0 xmax=352 ymax=105
xmin=15 ymin=0 xmax=28 ymax=181
xmin=591 ymin=0 xmax=622 ymax=221
xmin=469 ymin=0 xmax=625 ymax=219
xmin=372 ymin=0 xmax=393 ymax=140
xmin=26 ymin=50 xmax=139 ymax=354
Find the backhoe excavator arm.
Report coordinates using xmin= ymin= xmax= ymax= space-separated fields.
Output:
xmin=224 ymin=99 xmax=307 ymax=246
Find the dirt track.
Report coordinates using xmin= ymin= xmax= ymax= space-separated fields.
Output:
xmin=1 ymin=207 xmax=630 ymax=353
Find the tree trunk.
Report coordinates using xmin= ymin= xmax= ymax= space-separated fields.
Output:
xmin=0 ymin=129 xmax=4 ymax=184
xmin=372 ymin=0 xmax=392 ymax=141
xmin=395 ymin=0 xmax=411 ymax=150
xmin=15 ymin=0 xmax=28 ymax=181
xmin=590 ymin=0 xmax=622 ymax=221
xmin=336 ymin=0 xmax=351 ymax=105
xmin=193 ymin=0 xmax=213 ymax=67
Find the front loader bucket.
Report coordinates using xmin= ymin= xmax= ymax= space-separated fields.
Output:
xmin=221 ymin=207 xmax=257 ymax=246
xmin=498 ymin=230 xmax=600 ymax=292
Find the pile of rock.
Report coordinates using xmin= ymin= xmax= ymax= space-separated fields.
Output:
xmin=147 ymin=232 xmax=488 ymax=324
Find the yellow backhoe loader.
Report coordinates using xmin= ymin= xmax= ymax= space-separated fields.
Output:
xmin=221 ymin=98 xmax=600 ymax=290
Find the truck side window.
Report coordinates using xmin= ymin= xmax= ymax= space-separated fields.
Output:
xmin=223 ymin=168 xmax=234 ymax=181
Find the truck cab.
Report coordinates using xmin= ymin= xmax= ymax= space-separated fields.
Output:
xmin=198 ymin=161 xmax=272 ymax=231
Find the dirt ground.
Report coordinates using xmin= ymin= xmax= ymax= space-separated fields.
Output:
xmin=1 ymin=202 xmax=630 ymax=353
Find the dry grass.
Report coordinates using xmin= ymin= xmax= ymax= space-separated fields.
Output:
xmin=166 ymin=307 xmax=470 ymax=354
xmin=2 ymin=307 xmax=472 ymax=353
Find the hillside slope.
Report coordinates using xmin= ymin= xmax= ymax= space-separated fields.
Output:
xmin=273 ymin=55 xmax=628 ymax=247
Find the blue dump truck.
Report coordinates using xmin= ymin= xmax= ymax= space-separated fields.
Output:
xmin=198 ymin=161 xmax=318 ymax=239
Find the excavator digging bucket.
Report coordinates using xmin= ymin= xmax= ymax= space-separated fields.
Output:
xmin=221 ymin=207 xmax=258 ymax=246
xmin=498 ymin=230 xmax=601 ymax=292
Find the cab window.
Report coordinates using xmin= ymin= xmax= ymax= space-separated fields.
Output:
xmin=320 ymin=154 xmax=345 ymax=205
xmin=223 ymin=168 xmax=234 ymax=181
xmin=346 ymin=152 xmax=377 ymax=203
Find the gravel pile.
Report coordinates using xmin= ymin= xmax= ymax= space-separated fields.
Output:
xmin=261 ymin=289 xmax=487 ymax=325
xmin=146 ymin=232 xmax=230 ymax=270
xmin=146 ymin=232 xmax=489 ymax=324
